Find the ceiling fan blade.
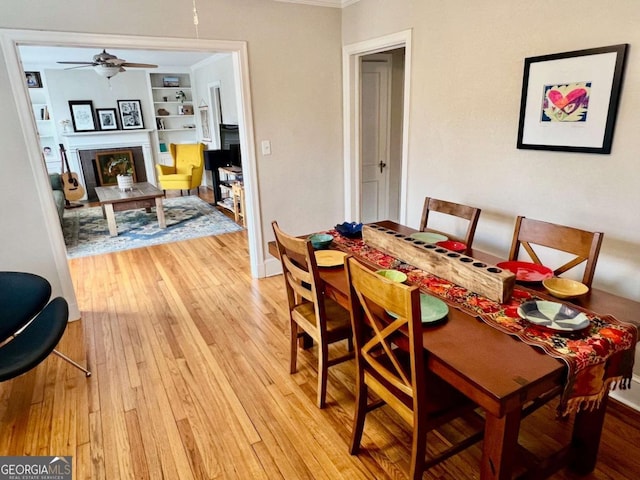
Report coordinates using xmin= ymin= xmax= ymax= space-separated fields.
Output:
xmin=57 ymin=61 xmax=96 ymax=65
xmin=120 ymin=62 xmax=158 ymax=68
xmin=64 ymin=64 xmax=96 ymax=70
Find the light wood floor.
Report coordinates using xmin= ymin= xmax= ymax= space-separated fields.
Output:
xmin=1 ymin=224 xmax=639 ymax=478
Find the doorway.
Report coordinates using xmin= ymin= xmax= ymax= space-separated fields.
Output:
xmin=360 ymin=51 xmax=405 ymax=223
xmin=343 ymin=30 xmax=411 ymax=224
xmin=2 ymin=30 xmax=262 ymax=319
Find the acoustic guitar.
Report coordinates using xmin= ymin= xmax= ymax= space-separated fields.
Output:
xmin=59 ymin=144 xmax=85 ymax=202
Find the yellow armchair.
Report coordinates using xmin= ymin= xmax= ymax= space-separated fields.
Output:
xmin=156 ymin=143 xmax=205 ymax=194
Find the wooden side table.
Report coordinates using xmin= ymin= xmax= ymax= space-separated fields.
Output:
xmin=231 ymin=183 xmax=245 ymax=226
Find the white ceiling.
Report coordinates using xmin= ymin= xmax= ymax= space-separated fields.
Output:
xmin=19 ymin=45 xmax=217 ymax=70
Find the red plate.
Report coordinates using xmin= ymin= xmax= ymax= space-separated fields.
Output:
xmin=436 ymin=240 xmax=467 ymax=252
xmin=496 ymin=261 xmax=553 ymax=282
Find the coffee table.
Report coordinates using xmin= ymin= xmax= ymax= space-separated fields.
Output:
xmin=94 ymin=182 xmax=166 ymax=237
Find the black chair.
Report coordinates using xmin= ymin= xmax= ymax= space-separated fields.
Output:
xmin=0 ymin=271 xmax=91 ymax=381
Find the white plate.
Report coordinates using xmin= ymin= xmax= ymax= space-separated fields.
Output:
xmin=517 ymin=300 xmax=590 ymax=332
xmin=409 ymin=232 xmax=448 ymax=244
xmin=314 ymin=250 xmax=347 ymax=267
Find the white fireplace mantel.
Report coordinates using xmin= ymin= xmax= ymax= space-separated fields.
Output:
xmin=62 ymin=129 xmax=156 ymax=199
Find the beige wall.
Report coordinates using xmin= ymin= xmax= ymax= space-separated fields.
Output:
xmin=0 ymin=1 xmax=344 ymax=302
xmin=343 ymin=0 xmax=640 ymax=301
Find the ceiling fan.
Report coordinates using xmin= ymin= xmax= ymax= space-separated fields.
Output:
xmin=57 ymin=49 xmax=158 ymax=79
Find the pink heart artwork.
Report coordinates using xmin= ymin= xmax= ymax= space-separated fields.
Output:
xmin=548 ymin=88 xmax=588 ymax=113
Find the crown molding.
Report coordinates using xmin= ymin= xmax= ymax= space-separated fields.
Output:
xmin=274 ymin=0 xmax=360 ymax=8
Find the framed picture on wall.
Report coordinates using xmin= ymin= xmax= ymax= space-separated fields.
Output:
xmin=68 ymin=100 xmax=96 ymax=132
xmin=199 ymin=105 xmax=211 ymax=142
xmin=25 ymin=71 xmax=42 ymax=88
xmin=517 ymin=44 xmax=628 ymax=154
xmin=117 ymin=99 xmax=144 ymax=130
xmin=96 ymin=108 xmax=119 ymax=130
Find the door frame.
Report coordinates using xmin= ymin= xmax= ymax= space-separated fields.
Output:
xmin=1 ymin=29 xmax=263 ymax=319
xmin=342 ymin=29 xmax=412 ymax=223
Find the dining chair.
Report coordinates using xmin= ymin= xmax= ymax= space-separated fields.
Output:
xmin=419 ymin=197 xmax=481 ymax=250
xmin=345 ymin=257 xmax=484 ymax=479
xmin=271 ymin=221 xmax=354 ymax=408
xmin=508 ymin=216 xmax=604 ymax=287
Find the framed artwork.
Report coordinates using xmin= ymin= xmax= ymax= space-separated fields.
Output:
xmin=95 ymin=150 xmax=136 ymax=186
xmin=68 ymin=100 xmax=96 ymax=132
xmin=163 ymin=76 xmax=180 ymax=87
xmin=117 ymin=99 xmax=144 ymax=130
xmin=96 ymin=108 xmax=119 ymax=130
xmin=199 ymin=105 xmax=211 ymax=142
xmin=25 ymin=71 xmax=42 ymax=88
xmin=517 ymin=44 xmax=628 ymax=154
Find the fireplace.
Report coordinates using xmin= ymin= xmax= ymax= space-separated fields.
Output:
xmin=79 ymin=147 xmax=147 ymax=201
xmin=61 ymin=129 xmax=155 ymax=202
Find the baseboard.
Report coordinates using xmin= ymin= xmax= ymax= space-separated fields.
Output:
xmin=610 ymin=374 xmax=640 ymax=411
xmin=264 ymin=256 xmax=283 ymax=277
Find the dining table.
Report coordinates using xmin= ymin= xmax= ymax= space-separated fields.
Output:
xmin=268 ymin=220 xmax=639 ymax=479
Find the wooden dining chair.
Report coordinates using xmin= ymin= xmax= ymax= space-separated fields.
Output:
xmin=508 ymin=216 xmax=604 ymax=287
xmin=419 ymin=197 xmax=481 ymax=250
xmin=345 ymin=257 xmax=483 ymax=479
xmin=271 ymin=221 xmax=354 ymax=408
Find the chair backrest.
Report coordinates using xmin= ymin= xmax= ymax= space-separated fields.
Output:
xmin=508 ymin=216 xmax=604 ymax=287
xmin=346 ymin=257 xmax=424 ymax=424
xmin=271 ymin=222 xmax=327 ymax=331
xmin=169 ymin=143 xmax=205 ymax=180
xmin=0 ymin=271 xmax=52 ymax=343
xmin=420 ymin=197 xmax=481 ymax=248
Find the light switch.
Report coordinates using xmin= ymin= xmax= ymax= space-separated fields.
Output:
xmin=261 ymin=140 xmax=271 ymax=156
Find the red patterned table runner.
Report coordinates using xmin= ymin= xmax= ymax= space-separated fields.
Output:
xmin=328 ymin=230 xmax=637 ymax=416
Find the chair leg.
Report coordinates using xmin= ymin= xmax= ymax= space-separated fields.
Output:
xmin=409 ymin=413 xmax=427 ymax=480
xmin=290 ymin=320 xmax=298 ymax=374
xmin=52 ymin=349 xmax=91 ymax=377
xmin=350 ymin=380 xmax=368 ymax=454
xmin=317 ymin=341 xmax=329 ymax=409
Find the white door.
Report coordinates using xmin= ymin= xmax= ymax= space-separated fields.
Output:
xmin=360 ymin=57 xmax=391 ymax=223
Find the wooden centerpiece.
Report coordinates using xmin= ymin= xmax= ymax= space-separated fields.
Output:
xmin=363 ymin=224 xmax=515 ymax=303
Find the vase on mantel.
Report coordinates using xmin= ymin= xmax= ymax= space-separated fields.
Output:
xmin=117 ymin=174 xmax=134 ymax=192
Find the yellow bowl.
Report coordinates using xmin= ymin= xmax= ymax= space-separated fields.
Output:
xmin=376 ymin=269 xmax=407 ymax=283
xmin=542 ymin=277 xmax=589 ymax=299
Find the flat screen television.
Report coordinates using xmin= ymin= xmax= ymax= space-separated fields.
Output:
xmin=220 ymin=124 xmax=241 ymax=167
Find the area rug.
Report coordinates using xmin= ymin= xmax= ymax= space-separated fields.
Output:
xmin=63 ymin=195 xmax=243 ymax=258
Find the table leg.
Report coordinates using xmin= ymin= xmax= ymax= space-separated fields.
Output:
xmin=155 ymin=197 xmax=166 ymax=229
xmin=481 ymin=409 xmax=521 ymax=480
xmin=570 ymin=394 xmax=608 ymax=474
xmin=104 ymin=203 xmax=118 ymax=236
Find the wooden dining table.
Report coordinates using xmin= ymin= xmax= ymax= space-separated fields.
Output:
xmin=268 ymin=220 xmax=639 ymax=479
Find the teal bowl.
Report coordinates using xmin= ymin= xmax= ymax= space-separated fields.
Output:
xmin=309 ymin=233 xmax=333 ymax=250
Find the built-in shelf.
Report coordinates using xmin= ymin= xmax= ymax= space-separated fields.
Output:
xmin=148 ymin=72 xmax=197 ymax=157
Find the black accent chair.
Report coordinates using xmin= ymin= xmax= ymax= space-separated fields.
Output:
xmin=0 ymin=271 xmax=91 ymax=381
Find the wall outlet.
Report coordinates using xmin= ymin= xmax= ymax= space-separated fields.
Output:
xmin=261 ymin=140 xmax=271 ymax=156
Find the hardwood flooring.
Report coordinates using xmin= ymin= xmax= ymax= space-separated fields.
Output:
xmin=1 ymin=219 xmax=639 ymax=478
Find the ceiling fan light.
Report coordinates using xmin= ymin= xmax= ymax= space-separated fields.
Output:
xmin=93 ymin=64 xmax=121 ymax=79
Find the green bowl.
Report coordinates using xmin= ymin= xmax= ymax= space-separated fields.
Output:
xmin=308 ymin=233 xmax=333 ymax=250
xmin=375 ymin=269 xmax=407 ymax=283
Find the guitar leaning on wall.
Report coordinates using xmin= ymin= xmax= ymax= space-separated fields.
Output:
xmin=59 ymin=143 xmax=85 ymax=203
